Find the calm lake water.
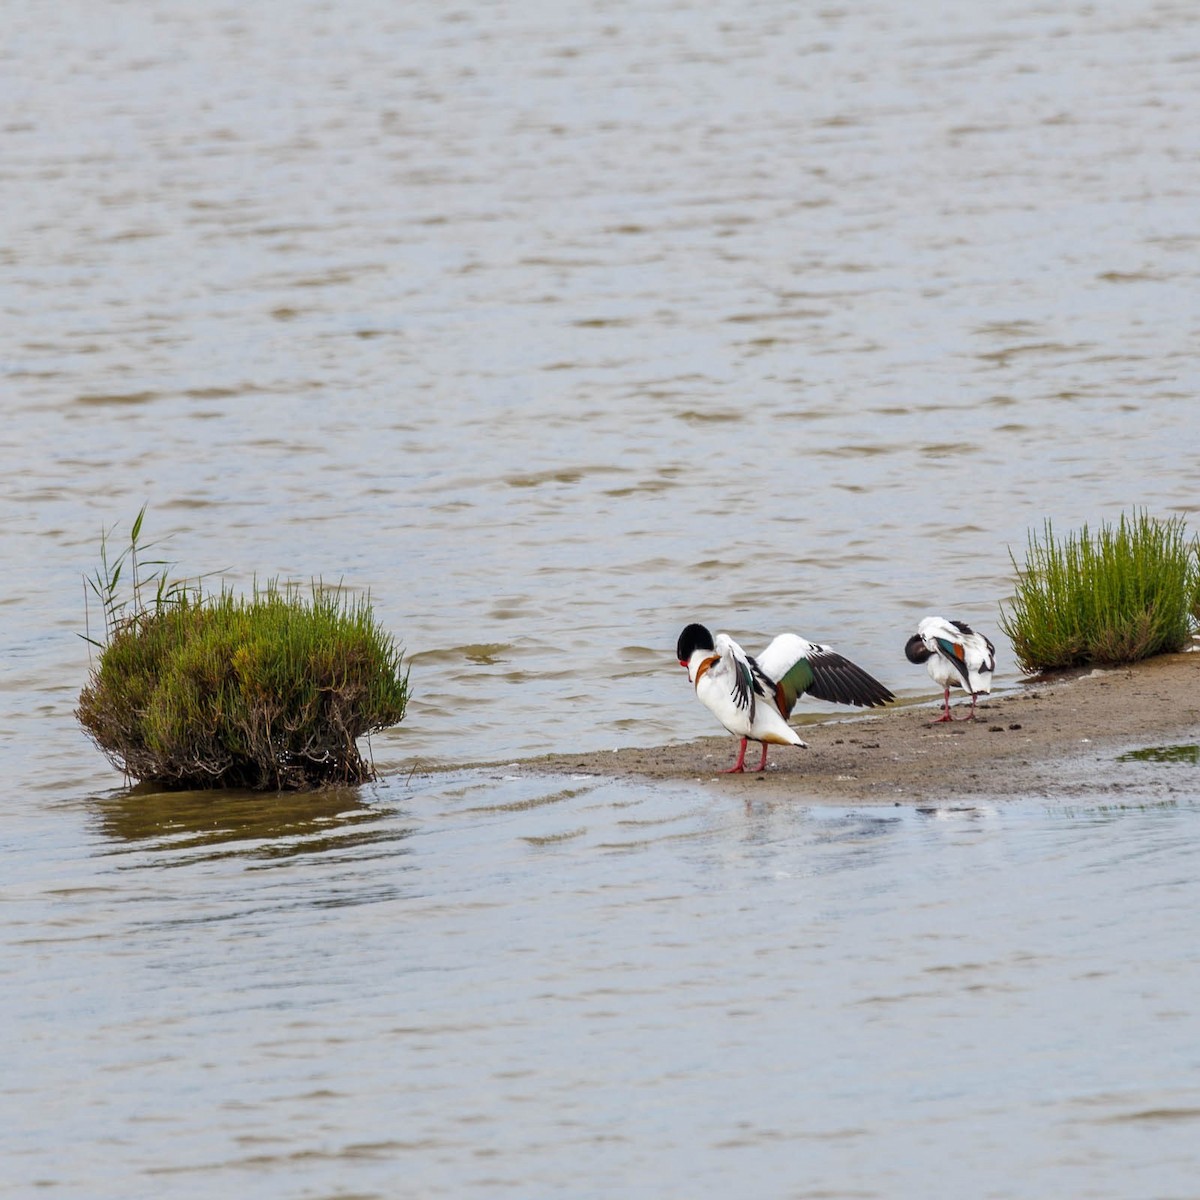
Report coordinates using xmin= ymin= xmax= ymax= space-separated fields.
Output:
xmin=4 ymin=0 xmax=1200 ymax=1194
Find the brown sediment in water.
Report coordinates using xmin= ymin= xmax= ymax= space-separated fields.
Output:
xmin=518 ymin=653 xmax=1200 ymax=803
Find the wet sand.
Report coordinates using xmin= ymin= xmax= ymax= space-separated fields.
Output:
xmin=518 ymin=653 xmax=1200 ymax=803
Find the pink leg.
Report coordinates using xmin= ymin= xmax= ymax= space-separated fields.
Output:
xmin=750 ymin=742 xmax=769 ymax=772
xmin=721 ymin=738 xmax=749 ymax=773
xmin=963 ymin=692 xmax=979 ymax=721
xmin=930 ymin=687 xmax=953 ymax=724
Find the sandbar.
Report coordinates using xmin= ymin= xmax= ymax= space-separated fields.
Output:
xmin=518 ymin=653 xmax=1200 ymax=803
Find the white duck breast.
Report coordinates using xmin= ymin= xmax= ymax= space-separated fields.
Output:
xmin=693 ymin=633 xmax=805 ymax=748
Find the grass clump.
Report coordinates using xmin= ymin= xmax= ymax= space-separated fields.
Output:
xmin=999 ymin=510 xmax=1199 ymax=674
xmin=77 ymin=510 xmax=409 ymax=790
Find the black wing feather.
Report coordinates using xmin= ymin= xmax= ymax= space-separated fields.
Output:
xmin=731 ymin=653 xmax=756 ymax=720
xmin=805 ymin=651 xmax=894 ymax=708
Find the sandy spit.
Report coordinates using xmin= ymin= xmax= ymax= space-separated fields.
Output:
xmin=514 ymin=653 xmax=1200 ymax=804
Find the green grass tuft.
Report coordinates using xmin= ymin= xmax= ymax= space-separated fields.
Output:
xmin=999 ymin=510 xmax=1200 ymax=674
xmin=77 ymin=513 xmax=408 ymax=790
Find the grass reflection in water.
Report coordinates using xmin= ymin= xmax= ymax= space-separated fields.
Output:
xmin=92 ymin=783 xmax=409 ymax=863
xmin=1116 ymin=743 xmax=1200 ymax=765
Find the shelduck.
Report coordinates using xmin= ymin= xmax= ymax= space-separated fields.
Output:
xmin=677 ymin=623 xmax=894 ymax=772
xmin=904 ymin=616 xmax=996 ymax=722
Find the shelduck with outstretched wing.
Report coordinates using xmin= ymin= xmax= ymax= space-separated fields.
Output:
xmin=677 ymin=623 xmax=894 ymax=773
xmin=904 ymin=616 xmax=996 ymax=722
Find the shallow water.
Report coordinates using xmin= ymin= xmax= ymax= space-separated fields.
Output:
xmin=6 ymin=771 xmax=1200 ymax=1197
xmin=4 ymin=0 xmax=1200 ymax=1194
xmin=5 ymin=0 xmax=1200 ymax=769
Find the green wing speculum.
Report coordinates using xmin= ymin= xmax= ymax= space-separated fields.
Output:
xmin=934 ymin=636 xmax=972 ymax=689
xmin=774 ymin=657 xmax=817 ymax=719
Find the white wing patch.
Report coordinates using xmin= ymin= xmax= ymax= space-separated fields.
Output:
xmin=755 ymin=633 xmax=824 ymax=683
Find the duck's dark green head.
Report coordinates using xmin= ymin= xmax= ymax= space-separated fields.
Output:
xmin=904 ymin=633 xmax=931 ymax=664
xmin=677 ymin=623 xmax=715 ymax=666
